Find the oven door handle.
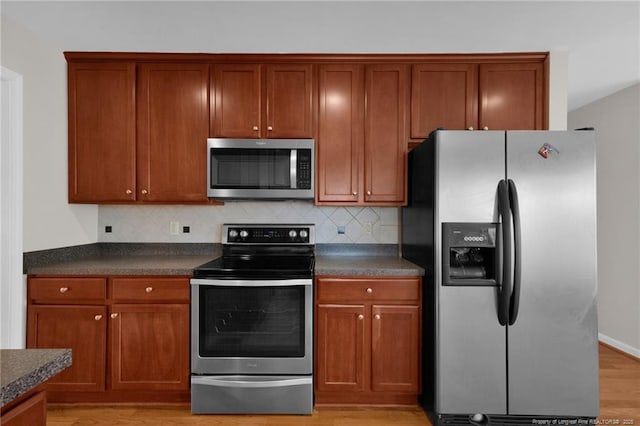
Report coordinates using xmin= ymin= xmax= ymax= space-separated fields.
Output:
xmin=190 ymin=278 xmax=312 ymax=287
xmin=192 ymin=376 xmax=312 ymax=388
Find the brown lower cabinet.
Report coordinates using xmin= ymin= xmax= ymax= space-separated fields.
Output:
xmin=1 ymin=389 xmax=47 ymax=426
xmin=26 ymin=276 xmax=190 ymax=403
xmin=314 ymin=276 xmax=422 ymax=405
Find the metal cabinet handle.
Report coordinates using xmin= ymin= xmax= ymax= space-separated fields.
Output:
xmin=468 ymin=126 xmax=474 ymax=131
xmin=125 ymin=189 xmax=132 ymax=194
xmin=267 ymin=126 xmax=273 ymax=131
xmin=357 ymin=314 xmax=364 ymax=320
xmin=483 ymin=126 xmax=489 ymax=131
xmin=375 ymin=314 xmax=381 ymax=320
xmin=366 ymin=288 xmax=373 ymax=294
xmin=252 ymin=125 xmax=259 ymax=131
xmin=59 ymin=287 xmax=69 ymax=293
xmin=366 ymin=190 xmax=372 ymax=196
xmin=94 ymin=315 xmax=102 ymax=321
xmin=141 ymin=189 xmax=148 ymax=195
xmin=110 ymin=313 xmax=119 ymax=319
xmin=145 ymin=287 xmax=153 ymax=293
xmin=352 ymin=192 xmax=357 ymax=196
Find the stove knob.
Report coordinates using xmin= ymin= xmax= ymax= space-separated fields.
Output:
xmin=229 ymin=229 xmax=238 ymax=238
xmin=289 ymin=230 xmax=298 ymax=238
xmin=299 ymin=230 xmax=308 ymax=239
xmin=239 ymin=230 xmax=249 ymax=238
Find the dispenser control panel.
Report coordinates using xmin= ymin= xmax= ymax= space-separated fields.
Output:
xmin=442 ymin=223 xmax=499 ymax=286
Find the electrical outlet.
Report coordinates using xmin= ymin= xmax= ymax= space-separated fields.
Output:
xmin=183 ymin=226 xmax=190 ymax=233
xmin=337 ymin=226 xmax=346 ymax=234
xmin=105 ymin=225 xmax=112 ymax=233
xmin=362 ymin=222 xmax=372 ymax=235
xmin=170 ymin=221 xmax=180 ymax=235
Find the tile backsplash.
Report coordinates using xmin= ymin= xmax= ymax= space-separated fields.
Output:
xmin=98 ymin=202 xmax=400 ymax=244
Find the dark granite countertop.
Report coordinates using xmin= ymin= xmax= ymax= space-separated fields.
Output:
xmin=23 ymin=243 xmax=423 ymax=277
xmin=24 ymin=243 xmax=221 ymax=276
xmin=315 ymin=254 xmax=424 ymax=276
xmin=0 ymin=349 xmax=72 ymax=407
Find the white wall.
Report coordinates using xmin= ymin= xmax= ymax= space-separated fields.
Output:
xmin=568 ymin=84 xmax=640 ymax=357
xmin=1 ymin=15 xmax=98 ymax=252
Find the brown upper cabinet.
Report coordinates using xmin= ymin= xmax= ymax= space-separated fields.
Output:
xmin=211 ymin=63 xmax=314 ymax=138
xmin=65 ymin=52 xmax=547 ymax=205
xmin=67 ymin=59 xmax=209 ymax=203
xmin=68 ymin=61 xmax=137 ymax=202
xmin=137 ymin=63 xmax=209 ymax=202
xmin=317 ymin=64 xmax=409 ymax=206
xmin=478 ymin=62 xmax=544 ymax=131
xmin=411 ymin=60 xmax=545 ymax=140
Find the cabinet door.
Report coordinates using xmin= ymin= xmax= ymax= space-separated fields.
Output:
xmin=364 ymin=64 xmax=409 ymax=204
xmin=212 ymin=64 xmax=261 ymax=138
xmin=68 ymin=62 xmax=136 ymax=202
xmin=411 ymin=63 xmax=478 ymax=138
xmin=315 ymin=304 xmax=366 ymax=392
xmin=1 ymin=390 xmax=46 ymax=426
xmin=317 ymin=64 xmax=364 ymax=203
xmin=265 ymin=64 xmax=314 ymax=138
xmin=479 ymin=62 xmax=545 ymax=130
xmin=371 ymin=305 xmax=420 ymax=393
xmin=27 ymin=305 xmax=107 ymax=392
xmin=137 ymin=63 xmax=209 ymax=202
xmin=110 ymin=304 xmax=189 ymax=390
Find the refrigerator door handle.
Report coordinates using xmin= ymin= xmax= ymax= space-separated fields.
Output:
xmin=497 ymin=179 xmax=512 ymax=326
xmin=508 ymin=179 xmax=522 ymax=325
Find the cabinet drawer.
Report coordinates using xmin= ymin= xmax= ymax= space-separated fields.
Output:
xmin=29 ymin=277 xmax=106 ymax=303
xmin=316 ymin=277 xmax=420 ymax=302
xmin=111 ymin=278 xmax=190 ymax=302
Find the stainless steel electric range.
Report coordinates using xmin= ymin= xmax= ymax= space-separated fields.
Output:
xmin=190 ymin=224 xmax=315 ymax=414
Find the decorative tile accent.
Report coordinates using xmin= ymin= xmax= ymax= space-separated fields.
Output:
xmin=98 ymin=202 xmax=399 ymax=244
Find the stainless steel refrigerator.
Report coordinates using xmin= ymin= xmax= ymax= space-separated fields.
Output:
xmin=402 ymin=130 xmax=598 ymax=425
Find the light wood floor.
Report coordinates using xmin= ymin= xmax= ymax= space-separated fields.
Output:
xmin=47 ymin=344 xmax=639 ymax=426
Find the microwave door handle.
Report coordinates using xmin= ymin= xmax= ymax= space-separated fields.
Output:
xmin=290 ymin=149 xmax=297 ymax=189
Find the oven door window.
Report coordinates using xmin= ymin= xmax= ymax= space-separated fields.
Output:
xmin=199 ymin=285 xmax=305 ymax=357
xmin=210 ymin=148 xmax=291 ymax=189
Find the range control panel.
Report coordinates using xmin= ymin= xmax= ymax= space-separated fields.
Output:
xmin=223 ymin=224 xmax=315 ymax=245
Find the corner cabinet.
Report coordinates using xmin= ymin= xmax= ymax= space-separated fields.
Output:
xmin=316 ymin=64 xmax=408 ymax=206
xmin=26 ymin=276 xmax=190 ymax=403
xmin=314 ymin=276 xmax=422 ymax=405
xmin=211 ymin=63 xmax=314 ymax=138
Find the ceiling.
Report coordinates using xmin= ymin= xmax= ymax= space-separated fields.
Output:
xmin=2 ymin=0 xmax=639 ymax=111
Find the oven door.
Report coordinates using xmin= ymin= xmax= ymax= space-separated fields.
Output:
xmin=190 ymin=278 xmax=312 ymax=375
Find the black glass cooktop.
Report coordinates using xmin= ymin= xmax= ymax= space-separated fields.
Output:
xmin=193 ymin=254 xmax=315 ymax=279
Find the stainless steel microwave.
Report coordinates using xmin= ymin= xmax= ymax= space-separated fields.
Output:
xmin=207 ymin=138 xmax=315 ymax=200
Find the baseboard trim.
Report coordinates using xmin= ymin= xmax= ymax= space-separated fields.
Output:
xmin=599 ymin=333 xmax=640 ymax=360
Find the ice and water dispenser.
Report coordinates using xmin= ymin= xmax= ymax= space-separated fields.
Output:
xmin=442 ymin=223 xmax=499 ymax=286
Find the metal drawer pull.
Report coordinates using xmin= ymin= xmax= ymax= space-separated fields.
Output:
xmin=59 ymin=287 xmax=69 ymax=293
xmin=94 ymin=315 xmax=102 ymax=321
xmin=366 ymin=288 xmax=373 ymax=294
xmin=375 ymin=314 xmax=381 ymax=320
xmin=110 ymin=313 xmax=119 ymax=319
xmin=357 ymin=314 xmax=364 ymax=320
xmin=252 ymin=125 xmax=258 ymax=131
xmin=145 ymin=287 xmax=153 ymax=293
